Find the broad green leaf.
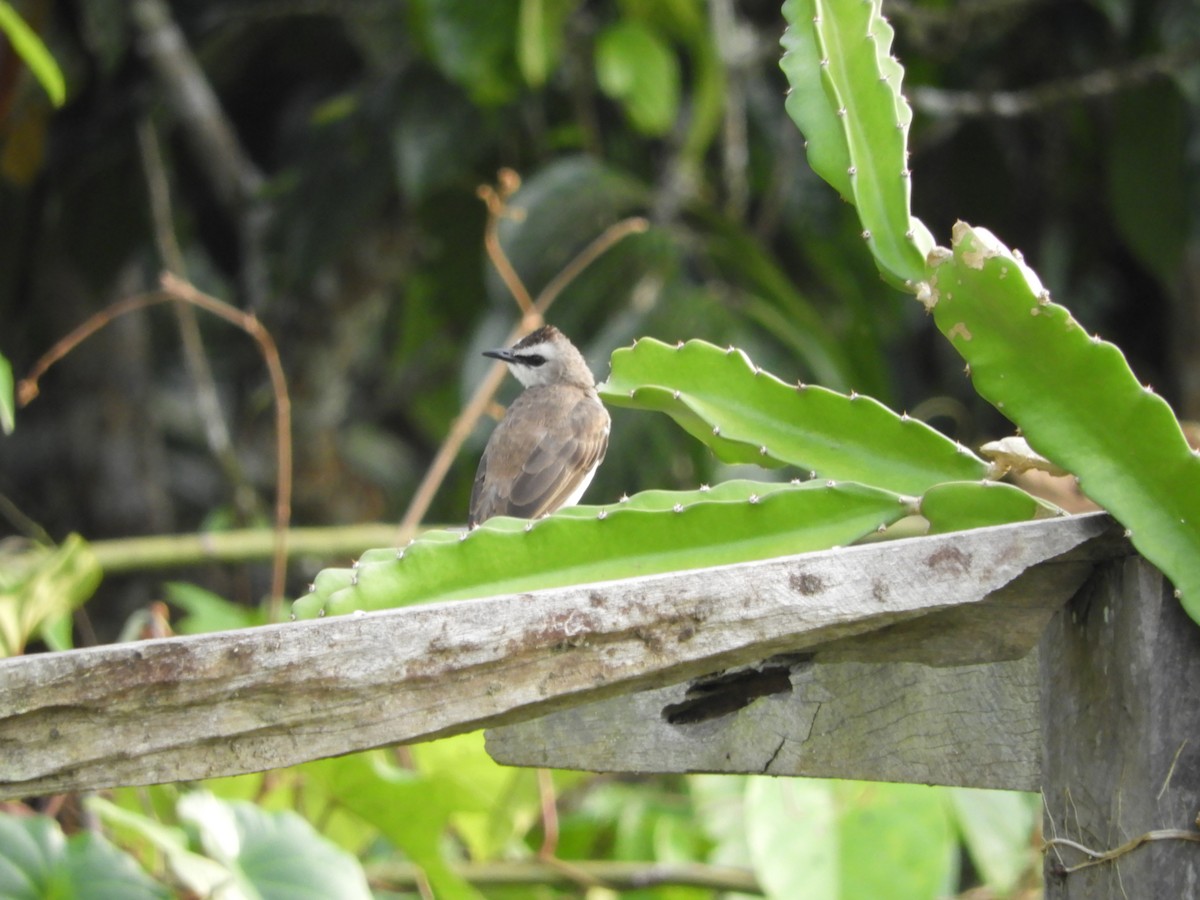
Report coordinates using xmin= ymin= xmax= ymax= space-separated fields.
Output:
xmin=413 ymin=0 xmax=521 ymax=106
xmin=837 ymin=782 xmax=957 ymax=899
xmin=89 ymin=797 xmax=233 ymax=900
xmin=927 ymin=221 xmax=1200 ymax=619
xmin=293 ymin=479 xmax=911 ymax=618
xmin=0 ymin=3 xmax=66 ymax=107
xmin=300 ymin=753 xmax=484 ymax=900
xmin=0 ymin=813 xmax=167 ymax=900
xmin=600 ymin=338 xmax=989 ymax=495
xmin=745 ymin=778 xmax=837 ymax=899
xmin=177 ymin=792 xmax=372 ymax=900
xmin=948 ymin=788 xmax=1039 ymax=893
xmin=165 ymin=581 xmax=267 ymax=634
xmin=595 ymin=19 xmax=680 ymax=136
xmin=780 ymin=0 xmax=933 ymax=287
xmin=0 ymin=353 xmax=14 ymax=434
xmin=1107 ymin=83 xmax=1188 ymax=276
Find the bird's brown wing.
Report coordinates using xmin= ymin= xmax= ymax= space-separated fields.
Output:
xmin=468 ymin=387 xmax=609 ymax=527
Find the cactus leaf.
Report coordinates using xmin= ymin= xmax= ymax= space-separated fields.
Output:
xmin=920 ymin=480 xmax=1059 ymax=534
xmin=291 ymin=480 xmax=912 ymax=618
xmin=926 ymin=221 xmax=1200 ymax=617
xmin=599 ymin=337 xmax=990 ymax=495
xmin=780 ymin=0 xmax=934 ymax=287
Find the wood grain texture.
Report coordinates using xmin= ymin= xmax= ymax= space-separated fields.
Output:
xmin=0 ymin=513 xmax=1114 ymax=799
xmin=1041 ymin=556 xmax=1200 ymax=898
xmin=487 ymin=653 xmax=1042 ymax=790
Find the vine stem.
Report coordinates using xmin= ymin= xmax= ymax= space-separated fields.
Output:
xmin=18 ymin=274 xmax=294 ymax=619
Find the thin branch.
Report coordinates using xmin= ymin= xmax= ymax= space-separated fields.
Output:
xmin=75 ymin=523 xmax=406 ymax=573
xmin=129 ymin=0 xmax=271 ymax=310
xmin=128 ymin=0 xmax=262 ymax=213
xmin=910 ymin=41 xmax=1200 ymax=119
xmin=136 ymin=116 xmax=260 ymax=522
xmin=1044 ymin=829 xmax=1200 ymax=874
xmin=159 ymin=274 xmax=292 ymax=618
xmin=17 ymin=277 xmax=294 ymax=616
xmin=365 ymin=859 xmax=762 ymax=894
xmin=395 ymin=171 xmax=647 ymax=539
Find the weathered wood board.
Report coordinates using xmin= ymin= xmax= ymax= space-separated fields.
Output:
xmin=487 ymin=653 xmax=1042 ymax=790
xmin=1041 ymin=557 xmax=1200 ymax=898
xmin=0 ymin=513 xmax=1115 ymax=799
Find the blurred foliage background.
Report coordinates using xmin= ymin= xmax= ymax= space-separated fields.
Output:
xmin=1 ymin=0 xmax=1198 ymax=625
xmin=0 ymin=0 xmax=1198 ymax=894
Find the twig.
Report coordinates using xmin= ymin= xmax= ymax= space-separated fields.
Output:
xmin=365 ymin=859 xmax=762 ymax=894
xmin=17 ymin=276 xmax=294 ymax=617
xmin=395 ymin=171 xmax=648 ymax=539
xmin=136 ymin=117 xmax=260 ymax=522
xmin=128 ymin=0 xmax=262 ymax=213
xmin=1044 ymin=828 xmax=1200 ymax=874
xmin=910 ymin=40 xmax=1200 ymax=119
xmin=160 ymin=274 xmax=292 ymax=618
xmin=129 ymin=0 xmax=271 ymax=309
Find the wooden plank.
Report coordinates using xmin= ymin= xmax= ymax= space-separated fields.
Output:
xmin=1041 ymin=556 xmax=1200 ymax=898
xmin=487 ymin=653 xmax=1042 ymax=790
xmin=0 ymin=513 xmax=1112 ymax=799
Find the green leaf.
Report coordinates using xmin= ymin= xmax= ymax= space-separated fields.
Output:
xmin=595 ymin=19 xmax=681 ymax=136
xmin=177 ymin=792 xmax=373 ymax=900
xmin=600 ymin=337 xmax=989 ymax=495
xmin=780 ymin=0 xmax=933 ymax=287
xmin=517 ymin=0 xmax=579 ymax=87
xmin=0 ymin=535 xmax=101 ymax=656
xmin=88 ymin=796 xmax=234 ymax=900
xmin=928 ymin=221 xmax=1200 ymax=620
xmin=0 ymin=813 xmax=167 ymax=900
xmin=920 ymin=480 xmax=1058 ymax=534
xmin=837 ymin=782 xmax=957 ymax=899
xmin=300 ymin=753 xmax=485 ymax=900
xmin=745 ymin=778 xmax=837 ymax=898
xmin=948 ymin=788 xmax=1039 ymax=893
xmin=165 ymin=581 xmax=267 ymax=634
xmin=0 ymin=2 xmax=66 ymax=107
xmin=0 ymin=353 xmax=14 ymax=434
xmin=293 ymin=479 xmax=911 ymax=617
xmin=413 ymin=0 xmax=521 ymax=106
xmin=1107 ymin=83 xmax=1188 ymax=277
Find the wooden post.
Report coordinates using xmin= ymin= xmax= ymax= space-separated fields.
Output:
xmin=1041 ymin=557 xmax=1200 ymax=897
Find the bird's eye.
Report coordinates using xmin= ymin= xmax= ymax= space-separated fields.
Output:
xmin=522 ymin=354 xmax=547 ymax=367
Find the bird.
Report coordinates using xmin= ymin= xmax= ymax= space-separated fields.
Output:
xmin=468 ymin=325 xmax=610 ymax=528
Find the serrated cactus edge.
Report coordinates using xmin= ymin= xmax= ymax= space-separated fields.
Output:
xmin=292 ymin=480 xmax=914 ymax=619
xmin=924 ymin=222 xmax=1200 ymax=617
xmin=600 ymin=337 xmax=989 ymax=496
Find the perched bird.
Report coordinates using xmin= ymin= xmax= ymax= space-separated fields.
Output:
xmin=469 ymin=325 xmax=610 ymax=528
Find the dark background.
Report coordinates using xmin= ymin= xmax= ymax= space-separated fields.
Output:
xmin=1 ymin=0 xmax=1197 ymax=636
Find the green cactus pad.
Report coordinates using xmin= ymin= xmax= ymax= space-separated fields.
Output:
xmin=926 ymin=221 xmax=1200 ymax=616
xmin=291 ymin=479 xmax=913 ymax=618
xmin=919 ymin=480 xmax=1059 ymax=534
xmin=780 ymin=0 xmax=934 ymax=287
xmin=599 ymin=337 xmax=989 ymax=495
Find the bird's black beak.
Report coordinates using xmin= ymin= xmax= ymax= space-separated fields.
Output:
xmin=482 ymin=348 xmax=513 ymax=362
